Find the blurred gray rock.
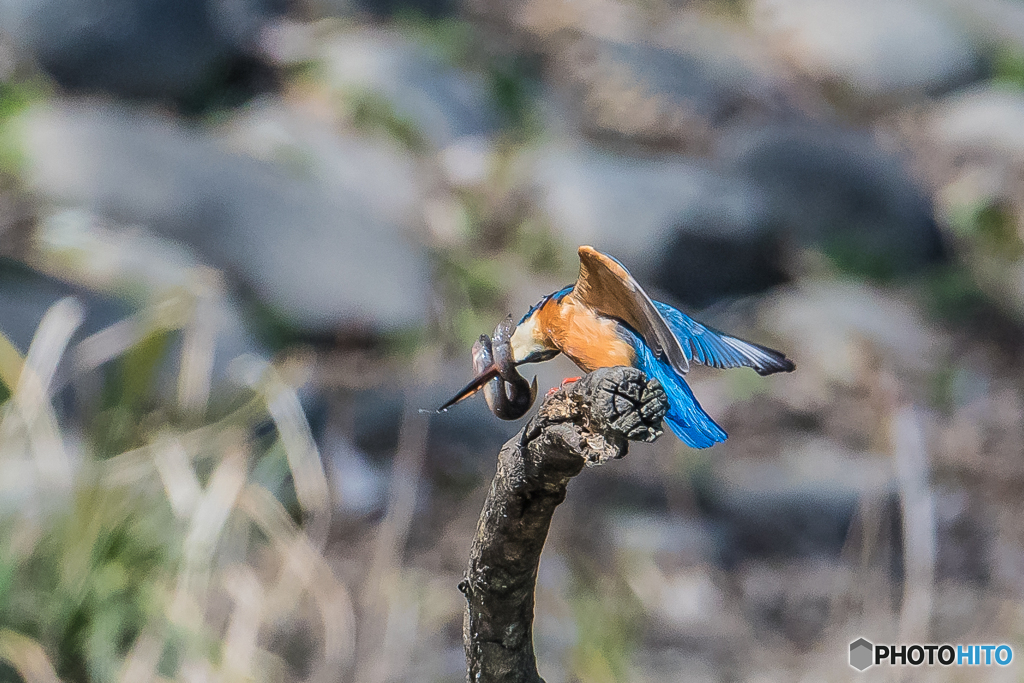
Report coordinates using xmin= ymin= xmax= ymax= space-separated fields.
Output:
xmin=354 ymin=0 xmax=455 ymax=17
xmin=321 ymin=29 xmax=500 ymax=149
xmin=653 ymin=208 xmax=788 ymax=309
xmin=703 ymin=484 xmax=859 ymax=565
xmin=553 ymin=30 xmax=802 ymax=150
xmin=0 ymin=0 xmax=283 ymax=103
xmin=531 ymin=142 xmax=714 ymax=264
xmin=701 ymin=436 xmax=896 ymax=565
xmin=531 ymin=121 xmax=943 ymax=302
xmin=927 ymin=84 xmax=1024 ymax=164
xmin=942 ymin=0 xmax=1024 ymax=60
xmin=765 ymin=280 xmax=947 ymax=389
xmin=16 ymin=101 xmax=430 ymax=334
xmin=300 ymin=0 xmax=454 ymax=18
xmin=750 ymin=0 xmax=979 ymax=100
xmin=723 ymin=123 xmax=946 ymax=277
xmin=920 ymin=85 xmax=1024 ymax=320
xmin=529 ymin=141 xmax=787 ymax=306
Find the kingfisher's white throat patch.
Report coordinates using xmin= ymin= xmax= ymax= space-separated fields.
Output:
xmin=510 ymin=314 xmax=549 ymax=363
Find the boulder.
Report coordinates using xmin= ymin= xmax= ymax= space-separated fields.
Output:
xmin=723 ymin=123 xmax=946 ymax=278
xmin=15 ymin=100 xmax=431 ymax=334
xmin=749 ymin=0 xmax=979 ymax=101
xmin=321 ymin=29 xmax=500 ymax=150
xmin=0 ymin=0 xmax=282 ymax=103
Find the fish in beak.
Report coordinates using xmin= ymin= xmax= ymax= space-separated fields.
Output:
xmin=437 ymin=316 xmax=537 ymax=420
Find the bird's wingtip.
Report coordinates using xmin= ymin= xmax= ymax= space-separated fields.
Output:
xmin=755 ymin=356 xmax=795 ymax=376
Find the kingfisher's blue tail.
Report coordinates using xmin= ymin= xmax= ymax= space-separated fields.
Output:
xmin=622 ymin=329 xmax=727 ymax=448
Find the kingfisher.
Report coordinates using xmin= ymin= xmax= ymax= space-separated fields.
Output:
xmin=439 ymin=246 xmax=794 ymax=448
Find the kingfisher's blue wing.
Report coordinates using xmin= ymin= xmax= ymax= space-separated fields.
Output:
xmin=622 ymin=327 xmax=726 ymax=448
xmin=653 ymin=301 xmax=794 ymax=376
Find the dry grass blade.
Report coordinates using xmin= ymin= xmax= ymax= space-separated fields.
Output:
xmin=19 ymin=298 xmax=83 ymax=393
xmin=893 ymin=404 xmax=935 ymax=645
xmin=0 ymin=629 xmax=64 ymax=683
xmin=0 ymin=297 xmax=83 ymax=489
xmin=175 ymin=434 xmax=248 ymax=616
xmin=72 ymin=316 xmax=144 ymax=377
xmin=152 ymin=432 xmax=203 ymax=519
xmin=366 ymin=407 xmax=430 ymax=590
xmin=222 ymin=565 xmax=265 ymax=680
xmin=71 ymin=296 xmax=188 ymax=378
xmin=0 ymin=327 xmax=24 ymax=392
xmin=231 ymin=355 xmax=331 ymax=549
xmin=98 ymin=447 xmax=159 ymax=489
xmin=238 ymin=484 xmax=356 ymax=680
xmin=356 ymin=405 xmax=429 ymax=683
xmin=100 ymin=397 xmax=265 ymax=488
xmin=0 ymin=287 xmax=356 ymax=683
xmin=177 ymin=269 xmax=222 ymax=418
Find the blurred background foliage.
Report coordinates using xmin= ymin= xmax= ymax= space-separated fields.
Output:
xmin=2 ymin=0 xmax=1024 ymax=681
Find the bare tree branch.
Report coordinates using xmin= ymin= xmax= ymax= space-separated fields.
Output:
xmin=460 ymin=366 xmax=668 ymax=683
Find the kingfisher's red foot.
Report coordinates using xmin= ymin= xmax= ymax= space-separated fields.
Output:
xmin=546 ymin=376 xmax=582 ymax=397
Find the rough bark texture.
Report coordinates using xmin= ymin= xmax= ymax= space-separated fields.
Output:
xmin=460 ymin=366 xmax=668 ymax=683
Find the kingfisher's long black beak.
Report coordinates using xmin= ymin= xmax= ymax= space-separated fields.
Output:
xmin=436 ymin=363 xmax=500 ymax=412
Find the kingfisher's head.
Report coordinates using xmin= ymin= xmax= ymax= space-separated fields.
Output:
xmin=509 ymin=311 xmax=559 ymax=365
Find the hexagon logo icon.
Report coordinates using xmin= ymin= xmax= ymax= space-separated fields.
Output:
xmin=850 ymin=638 xmax=873 ymax=671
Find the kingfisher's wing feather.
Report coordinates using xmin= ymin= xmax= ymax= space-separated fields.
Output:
xmin=653 ymin=301 xmax=795 ymax=376
xmin=622 ymin=326 xmax=726 ymax=448
xmin=573 ymin=246 xmax=692 ymax=375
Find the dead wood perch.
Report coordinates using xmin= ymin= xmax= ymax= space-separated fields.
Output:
xmin=459 ymin=366 xmax=668 ymax=683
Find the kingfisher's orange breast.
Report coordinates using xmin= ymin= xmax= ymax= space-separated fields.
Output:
xmin=537 ymin=296 xmax=635 ymax=372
